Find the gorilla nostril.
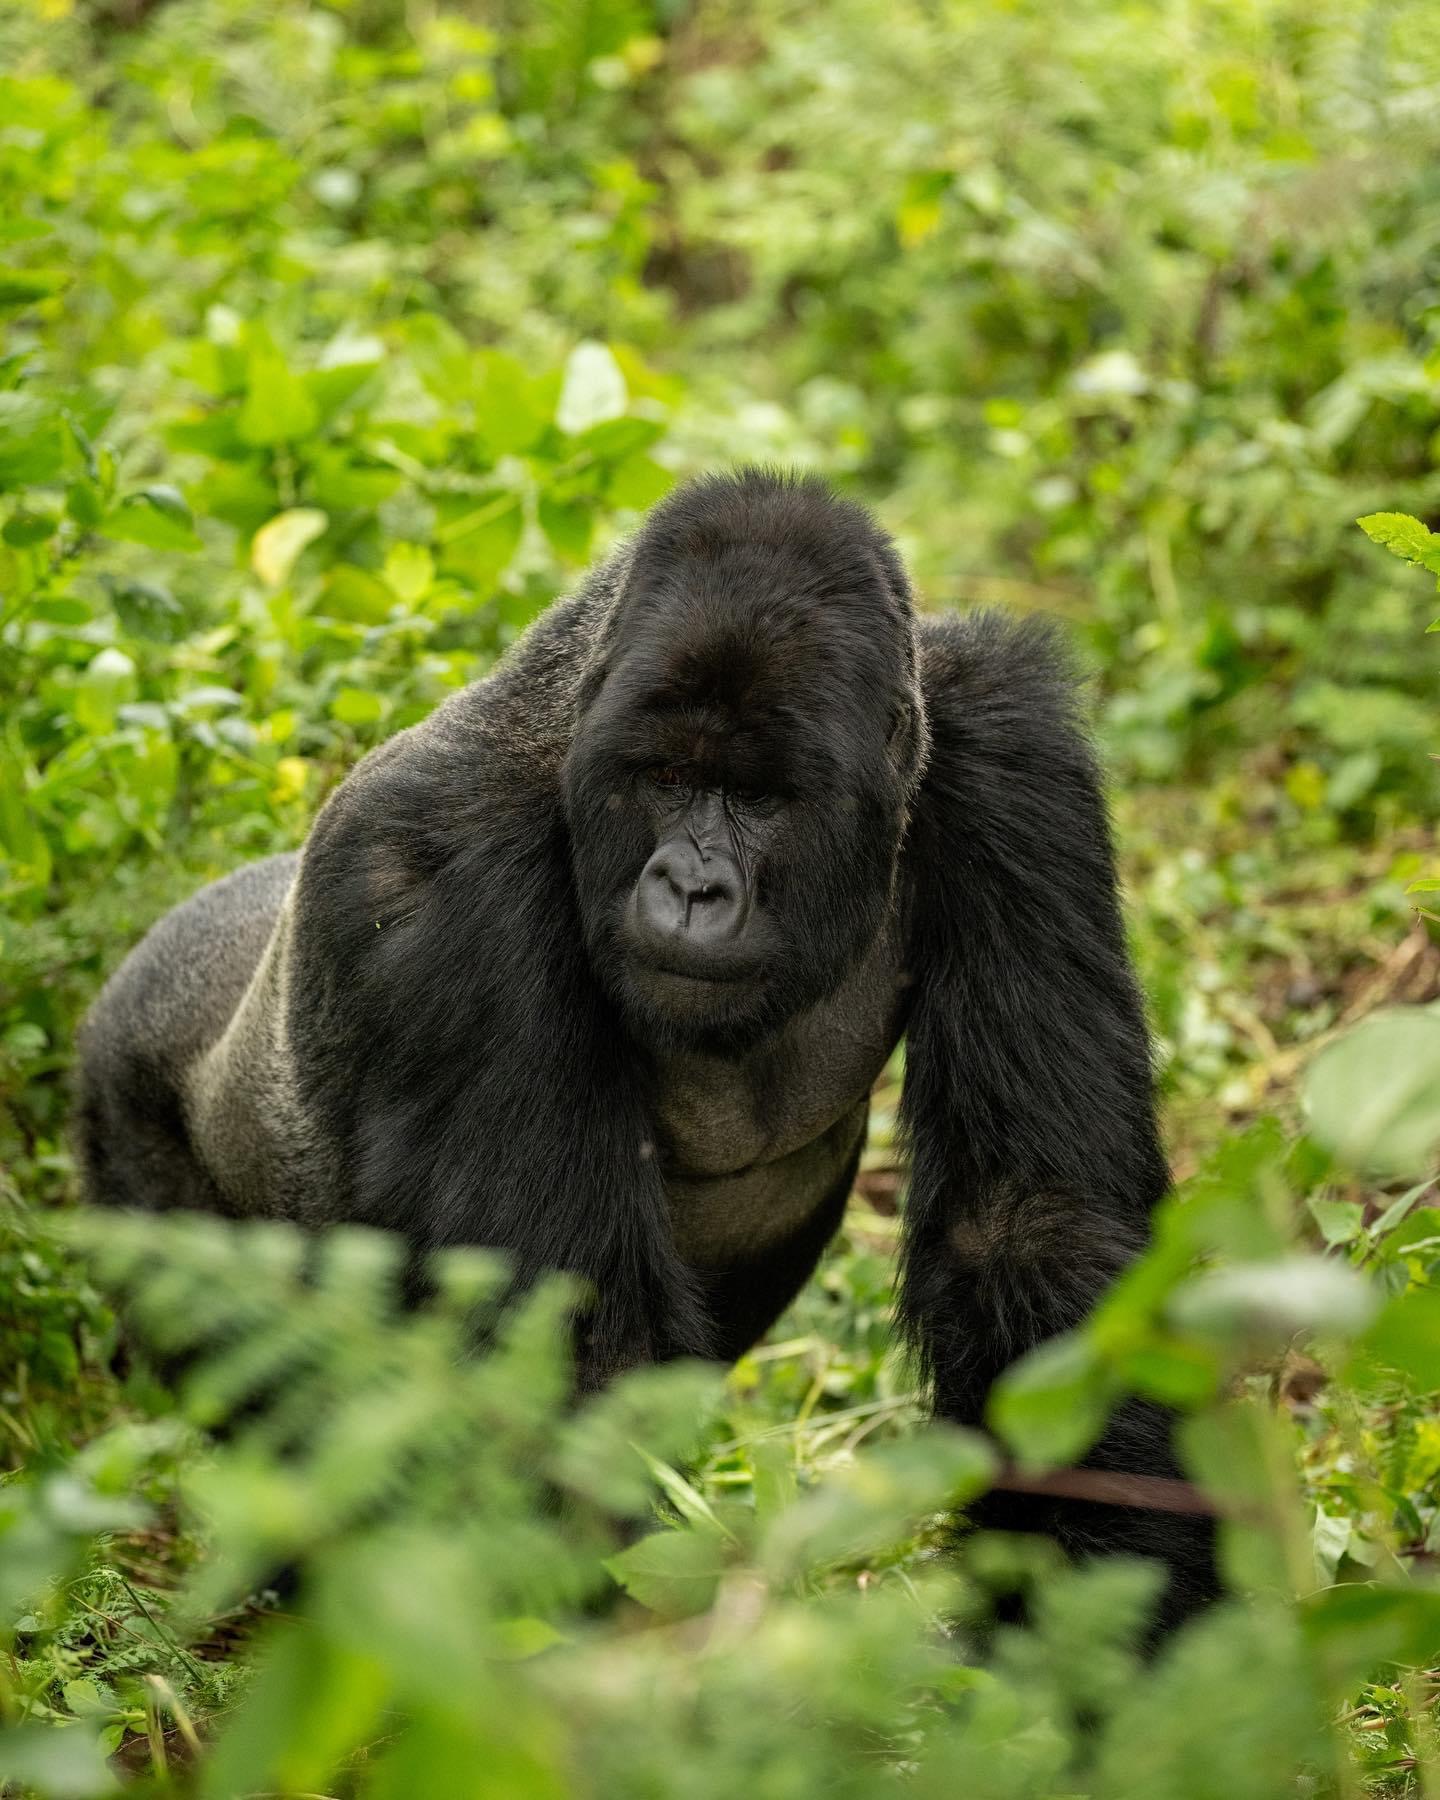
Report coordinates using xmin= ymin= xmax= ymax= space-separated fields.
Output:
xmin=635 ymin=849 xmax=746 ymax=948
xmin=682 ymin=876 xmax=745 ymax=944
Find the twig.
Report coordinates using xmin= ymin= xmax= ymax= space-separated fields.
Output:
xmin=992 ymin=1461 xmax=1236 ymax=1518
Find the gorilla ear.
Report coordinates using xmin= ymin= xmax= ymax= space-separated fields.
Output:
xmin=576 ymin=657 xmax=610 ymax=716
xmin=887 ymin=697 xmax=929 ymax=787
xmin=888 ymin=701 xmax=912 ymax=752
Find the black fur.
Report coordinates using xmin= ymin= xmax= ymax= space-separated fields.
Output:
xmin=898 ymin=613 xmax=1216 ymax=1630
xmin=76 ymin=468 xmax=1217 ymax=1626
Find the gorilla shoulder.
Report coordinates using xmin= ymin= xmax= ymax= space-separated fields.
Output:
xmin=75 ymin=853 xmax=298 ymax=1215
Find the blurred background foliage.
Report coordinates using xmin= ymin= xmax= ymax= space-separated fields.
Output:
xmin=1 ymin=0 xmax=1439 ymax=1793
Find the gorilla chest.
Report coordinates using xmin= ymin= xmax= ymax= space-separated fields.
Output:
xmin=654 ymin=928 xmax=907 ymax=1267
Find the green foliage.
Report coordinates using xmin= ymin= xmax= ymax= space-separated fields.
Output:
xmin=1305 ymin=1008 xmax=1440 ymax=1177
xmin=2 ymin=0 xmax=1440 ymax=1793
xmin=0 ymin=1193 xmax=1432 ymax=1800
xmin=1359 ymin=516 xmax=1440 ymax=585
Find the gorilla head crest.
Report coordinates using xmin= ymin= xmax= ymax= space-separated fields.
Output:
xmin=563 ymin=471 xmax=930 ymax=1051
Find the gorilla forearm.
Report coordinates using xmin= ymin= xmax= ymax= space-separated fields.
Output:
xmin=896 ymin=610 xmax=1216 ymax=1626
xmin=907 ymin=1195 xmax=1218 ymax=1628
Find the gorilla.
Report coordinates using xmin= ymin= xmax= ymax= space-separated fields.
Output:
xmin=76 ymin=467 xmax=1216 ymax=1629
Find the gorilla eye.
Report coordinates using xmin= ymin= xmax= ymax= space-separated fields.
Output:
xmin=648 ymin=765 xmax=687 ymax=791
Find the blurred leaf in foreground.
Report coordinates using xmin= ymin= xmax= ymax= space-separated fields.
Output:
xmin=1303 ymin=1008 xmax=1440 ymax=1177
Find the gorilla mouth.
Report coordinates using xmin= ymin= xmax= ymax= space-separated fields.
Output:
xmin=630 ymin=949 xmax=759 ymax=988
xmin=619 ymin=897 xmax=771 ymax=990
xmin=621 ymin=953 xmax=773 ymax=1045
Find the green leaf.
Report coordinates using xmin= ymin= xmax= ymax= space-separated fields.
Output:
xmin=238 ymin=332 xmax=320 ymax=446
xmin=473 ymin=351 xmax=552 ymax=458
xmin=192 ymin=461 xmax=280 ymax=534
xmin=0 ymin=390 xmax=64 ymax=488
xmin=66 ymin=477 xmax=104 ymax=528
xmin=749 ymin=1438 xmax=798 ymax=1527
xmin=1353 ymin=1286 xmax=1440 ymax=1391
xmin=320 ymin=566 xmax=396 ymax=623
xmin=550 ymin=1361 xmax=722 ymax=1516
xmin=0 ymin=752 xmax=50 ymax=892
xmin=402 ymin=313 xmax=473 ymax=401
xmin=605 ymin=1525 xmax=728 ymax=1619
xmin=0 ymin=267 xmax=69 ymax=308
xmin=74 ymin=647 xmax=138 ymax=734
xmin=1379 ymin=1202 xmax=1440 ymax=1254
xmin=1177 ymin=1402 xmax=1294 ymax=1591
xmin=136 ymin=482 xmax=191 ymax=528
xmin=1307 ymin=1195 xmax=1364 ymax=1247
xmin=382 ymin=541 xmax=434 ymax=605
xmin=1303 ymin=1008 xmax=1440 ymax=1176
xmin=576 ymin=416 xmax=664 ymax=462
xmin=251 ymin=508 xmax=329 ymax=587
xmin=0 ymin=1722 xmax=117 ymax=1798
xmin=168 ymin=410 xmax=250 ymax=460
xmin=2 ymin=507 xmax=57 ymax=546
xmin=307 ymin=452 xmax=400 ymax=513
xmin=1168 ymin=1255 xmax=1377 ymax=1343
xmin=436 ymin=495 xmax=523 ymax=591
xmin=556 ymin=341 xmax=628 ymax=435
xmin=103 ymin=485 xmax=201 ymax=551
xmin=32 ymin=594 xmax=92 ymax=625
xmin=61 ymin=1679 xmax=117 ymax=1719
xmin=1303 ymin=1582 xmax=1440 ymax=1679
xmin=989 ymin=1331 xmax=1109 ymax=1469
xmin=632 ymin=1448 xmax=736 ymax=1541
xmin=493 ymin=1617 xmax=567 ymax=1660
xmin=0 ymin=217 xmax=50 ymax=245
xmin=761 ymin=1428 xmax=996 ymax=1578
xmin=329 ymin=687 xmax=388 ymax=727
xmin=172 ymin=685 xmax=243 ymax=715
xmin=1291 ymin=682 xmax=1431 ymax=753
xmin=200 ymin=1623 xmax=389 ymax=1800
xmin=1112 ymin=1336 xmax=1221 ymax=1407
xmin=538 ymin=492 xmax=592 ymax=561
xmin=305 ymin=336 xmax=384 ymax=424
xmin=607 ymin=450 xmax=673 ymax=511
xmin=1357 ymin=511 xmax=1440 ymax=576
xmin=110 ymin=578 xmax=186 ymax=642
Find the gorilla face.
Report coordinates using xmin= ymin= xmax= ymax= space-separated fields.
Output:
xmin=562 ymin=472 xmax=925 ymax=1053
xmin=627 ymin=774 xmax=777 ymax=979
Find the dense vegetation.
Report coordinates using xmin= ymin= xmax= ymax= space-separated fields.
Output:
xmin=2 ymin=0 xmax=1439 ymax=1793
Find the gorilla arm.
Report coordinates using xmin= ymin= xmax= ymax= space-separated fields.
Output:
xmin=898 ymin=611 xmax=1220 ymax=1634
xmin=77 ymin=581 xmax=711 ymax=1384
xmin=260 ymin=612 xmax=714 ymax=1381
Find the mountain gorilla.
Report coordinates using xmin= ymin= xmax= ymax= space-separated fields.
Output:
xmin=76 ymin=467 xmax=1217 ymax=1630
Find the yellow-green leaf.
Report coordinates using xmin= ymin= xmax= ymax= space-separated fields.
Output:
xmin=251 ymin=509 xmax=329 ymax=588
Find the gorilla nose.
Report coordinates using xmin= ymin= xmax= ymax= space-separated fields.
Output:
xmin=635 ymin=844 xmax=746 ymax=947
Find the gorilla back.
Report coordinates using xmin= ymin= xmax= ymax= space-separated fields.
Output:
xmin=77 ymin=466 xmax=1218 ymax=1630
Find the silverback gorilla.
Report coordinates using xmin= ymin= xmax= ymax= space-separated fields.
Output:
xmin=76 ymin=468 xmax=1217 ymax=1630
